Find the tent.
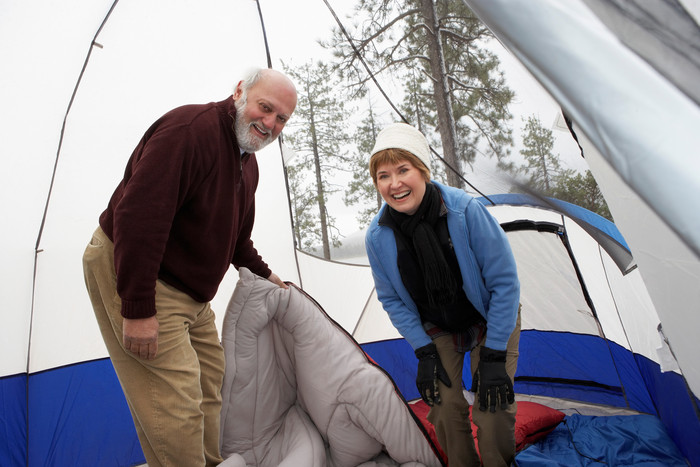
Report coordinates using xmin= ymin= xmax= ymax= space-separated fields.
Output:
xmin=1 ymin=0 xmax=698 ymax=465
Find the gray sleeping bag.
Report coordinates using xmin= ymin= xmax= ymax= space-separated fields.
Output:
xmin=218 ymin=268 xmax=442 ymax=467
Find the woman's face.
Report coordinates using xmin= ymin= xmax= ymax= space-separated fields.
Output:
xmin=375 ymin=158 xmax=427 ymax=215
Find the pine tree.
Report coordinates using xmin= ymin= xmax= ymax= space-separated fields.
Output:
xmin=553 ymin=171 xmax=612 ymax=220
xmin=283 ymin=61 xmax=353 ymax=259
xmin=343 ymin=96 xmax=384 ymax=228
xmin=519 ymin=115 xmax=573 ymax=192
xmin=518 ymin=114 xmax=612 ymax=220
xmin=324 ymin=0 xmax=513 ymax=188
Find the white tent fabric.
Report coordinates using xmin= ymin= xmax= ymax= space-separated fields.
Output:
xmin=294 ymin=250 xmax=376 ymax=334
xmin=574 ymin=128 xmax=700 ymax=372
xmin=463 ymin=0 xmax=700 ymax=399
xmin=0 ymin=0 xmax=299 ymax=378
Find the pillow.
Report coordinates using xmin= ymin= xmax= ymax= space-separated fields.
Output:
xmin=511 ymin=401 xmax=566 ymax=451
xmin=409 ymin=400 xmax=565 ymax=461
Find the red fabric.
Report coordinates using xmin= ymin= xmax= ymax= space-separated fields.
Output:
xmin=511 ymin=401 xmax=566 ymax=451
xmin=409 ymin=400 xmax=565 ymax=463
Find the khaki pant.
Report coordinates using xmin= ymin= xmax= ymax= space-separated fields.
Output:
xmin=428 ymin=312 xmax=521 ymax=467
xmin=82 ymin=227 xmax=225 ymax=467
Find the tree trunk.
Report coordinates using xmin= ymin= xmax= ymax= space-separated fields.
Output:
xmin=420 ymin=0 xmax=461 ymax=188
xmin=308 ymin=99 xmax=331 ymax=259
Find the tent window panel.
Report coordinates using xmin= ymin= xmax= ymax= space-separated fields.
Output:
xmin=518 ymin=331 xmax=621 ymax=386
xmin=507 ymin=231 xmax=600 ymax=336
xmin=516 ymin=330 xmax=628 ymax=408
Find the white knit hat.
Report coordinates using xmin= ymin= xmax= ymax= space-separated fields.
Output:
xmin=370 ymin=122 xmax=431 ymax=170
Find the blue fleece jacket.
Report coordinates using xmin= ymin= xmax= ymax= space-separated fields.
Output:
xmin=365 ymin=181 xmax=520 ymax=351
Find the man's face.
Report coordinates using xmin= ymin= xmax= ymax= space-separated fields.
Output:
xmin=233 ymin=73 xmax=297 ymax=153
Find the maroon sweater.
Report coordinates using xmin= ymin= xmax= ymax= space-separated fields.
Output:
xmin=99 ymin=97 xmax=270 ymax=319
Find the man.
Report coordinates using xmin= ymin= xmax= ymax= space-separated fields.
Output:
xmin=82 ymin=68 xmax=297 ymax=467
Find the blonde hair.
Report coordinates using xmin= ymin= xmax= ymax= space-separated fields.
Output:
xmin=369 ymin=148 xmax=431 ymax=185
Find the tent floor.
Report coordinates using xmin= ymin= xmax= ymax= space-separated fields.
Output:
xmin=133 ymin=392 xmax=642 ymax=467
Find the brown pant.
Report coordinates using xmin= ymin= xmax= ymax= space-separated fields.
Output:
xmin=428 ymin=312 xmax=521 ymax=467
xmin=82 ymin=227 xmax=225 ymax=467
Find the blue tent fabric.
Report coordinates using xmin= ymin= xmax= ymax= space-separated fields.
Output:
xmin=515 ymin=331 xmax=656 ymax=413
xmin=515 ymin=413 xmax=688 ymax=466
xmin=362 ymin=339 xmax=420 ymax=402
xmin=477 ymin=194 xmax=629 ymax=251
xmin=26 ymin=360 xmax=144 ymax=467
xmin=636 ymin=355 xmax=700 ymax=467
xmin=0 ymin=374 xmax=26 ymax=466
xmin=363 ymin=332 xmax=658 ymax=415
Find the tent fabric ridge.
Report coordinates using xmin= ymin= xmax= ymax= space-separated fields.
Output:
xmin=515 ymin=375 xmax=623 ymax=394
xmin=501 ymin=220 xmax=563 ymax=234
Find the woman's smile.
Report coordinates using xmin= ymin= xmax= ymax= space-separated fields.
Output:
xmin=375 ymin=160 xmax=427 ymax=215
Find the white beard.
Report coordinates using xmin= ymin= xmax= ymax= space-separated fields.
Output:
xmin=234 ymin=97 xmax=274 ymax=153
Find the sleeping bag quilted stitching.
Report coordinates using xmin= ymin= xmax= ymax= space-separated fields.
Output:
xmin=219 ymin=268 xmax=443 ymax=467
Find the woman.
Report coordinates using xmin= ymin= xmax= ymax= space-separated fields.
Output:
xmin=364 ymin=123 xmax=521 ymax=467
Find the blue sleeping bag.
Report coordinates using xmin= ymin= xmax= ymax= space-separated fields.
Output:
xmin=515 ymin=413 xmax=688 ymax=466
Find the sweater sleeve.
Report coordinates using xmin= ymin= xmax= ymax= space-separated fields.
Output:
xmin=231 ymin=199 xmax=270 ymax=279
xmin=110 ymin=120 xmax=200 ymax=319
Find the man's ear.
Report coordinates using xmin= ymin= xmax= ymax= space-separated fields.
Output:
xmin=233 ymin=81 xmax=243 ymax=100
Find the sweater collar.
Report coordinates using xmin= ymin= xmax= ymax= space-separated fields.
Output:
xmin=219 ymin=96 xmax=254 ymax=159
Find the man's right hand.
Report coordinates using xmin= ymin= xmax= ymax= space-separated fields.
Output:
xmin=123 ymin=316 xmax=159 ymax=360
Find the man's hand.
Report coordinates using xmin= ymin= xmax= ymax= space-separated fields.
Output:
xmin=123 ymin=316 xmax=159 ymax=360
xmin=267 ymin=271 xmax=288 ymax=289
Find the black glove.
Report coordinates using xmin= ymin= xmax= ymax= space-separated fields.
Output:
xmin=415 ymin=343 xmax=452 ymax=406
xmin=470 ymin=346 xmax=515 ymax=412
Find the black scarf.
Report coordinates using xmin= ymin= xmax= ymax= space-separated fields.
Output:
xmin=389 ymin=182 xmax=457 ymax=307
